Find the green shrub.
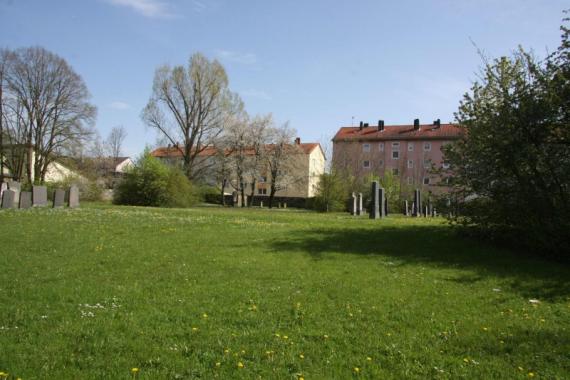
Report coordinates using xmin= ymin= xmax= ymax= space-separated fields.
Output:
xmin=45 ymin=175 xmax=104 ymax=202
xmin=113 ymin=151 xmax=197 ymax=208
xmin=313 ymin=171 xmax=348 ymax=212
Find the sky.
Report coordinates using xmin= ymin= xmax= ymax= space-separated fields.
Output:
xmin=0 ymin=0 xmax=567 ymax=157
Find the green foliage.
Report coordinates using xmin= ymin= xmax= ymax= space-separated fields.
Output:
xmin=46 ymin=175 xmax=104 ymax=202
xmin=113 ymin=151 xmax=197 ymax=208
xmin=313 ymin=171 xmax=349 ymax=212
xmin=443 ymin=18 xmax=570 ymax=257
xmin=1 ymin=206 xmax=569 ymax=378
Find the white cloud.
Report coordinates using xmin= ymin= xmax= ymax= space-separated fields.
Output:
xmin=240 ymin=89 xmax=271 ymax=101
xmin=104 ymin=0 xmax=177 ymax=19
xmin=214 ymin=49 xmax=257 ymax=65
xmin=109 ymin=101 xmax=130 ymax=110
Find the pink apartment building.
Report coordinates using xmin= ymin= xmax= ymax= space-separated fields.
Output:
xmin=332 ymin=119 xmax=463 ymax=192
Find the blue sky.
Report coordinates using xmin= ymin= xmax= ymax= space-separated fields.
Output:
xmin=0 ymin=0 xmax=567 ymax=156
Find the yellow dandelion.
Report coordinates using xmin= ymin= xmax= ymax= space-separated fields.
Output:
xmin=283 ymin=335 xmax=288 ymax=340
xmin=237 ymin=362 xmax=244 ymax=368
xmin=202 ymin=313 xmax=208 ymax=318
xmin=299 ymin=377 xmax=305 ymax=380
xmin=275 ymin=333 xmax=281 ymax=337
xmin=482 ymin=327 xmax=488 ymax=331
xmin=224 ymin=349 xmax=230 ymax=354
xmin=215 ymin=362 xmax=221 ymax=367
xmin=500 ymin=340 xmax=505 ymax=344
xmin=131 ymin=368 xmax=139 ymax=373
xmin=463 ymin=358 xmax=469 ymax=363
xmin=323 ymin=334 xmax=329 ymax=339
xmin=518 ymin=366 xmax=524 ymax=371
xmin=366 ymin=357 xmax=372 ymax=361
xmin=540 ymin=319 xmax=545 ymax=323
xmin=353 ymin=367 xmax=360 ymax=373
xmin=192 ymin=327 xmax=198 ymax=332
xmin=299 ymin=354 xmax=304 ymax=359
xmin=241 ymin=350 xmax=246 ymax=354
xmin=528 ymin=373 xmax=535 ymax=378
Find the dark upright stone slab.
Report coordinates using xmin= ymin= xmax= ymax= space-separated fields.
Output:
xmin=32 ymin=185 xmax=48 ymax=207
xmin=53 ymin=188 xmax=65 ymax=208
xmin=384 ymin=195 xmax=389 ymax=216
xmin=1 ymin=189 xmax=16 ymax=209
xmin=19 ymin=191 xmax=32 ymax=209
xmin=413 ymin=189 xmax=422 ymax=217
xmin=369 ymin=181 xmax=380 ymax=219
xmin=379 ymin=187 xmax=386 ymax=218
xmin=68 ymin=185 xmax=79 ymax=208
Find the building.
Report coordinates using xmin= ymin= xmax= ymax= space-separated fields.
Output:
xmin=151 ymin=138 xmax=325 ymax=199
xmin=332 ymin=119 xmax=463 ymax=191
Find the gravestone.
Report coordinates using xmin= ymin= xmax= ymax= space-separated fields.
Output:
xmin=424 ymin=205 xmax=429 ymax=217
xmin=19 ymin=191 xmax=32 ymax=209
xmin=369 ymin=181 xmax=380 ymax=219
xmin=384 ymin=196 xmax=389 ymax=216
xmin=379 ymin=186 xmax=386 ymax=218
xmin=32 ymin=185 xmax=48 ymax=207
xmin=260 ymin=201 xmax=263 ymax=208
xmin=404 ymin=200 xmax=409 ymax=216
xmin=283 ymin=202 xmax=287 ymax=209
xmin=411 ymin=201 xmax=416 ymax=216
xmin=427 ymin=199 xmax=432 ymax=217
xmin=1 ymin=189 xmax=16 ymax=209
xmin=68 ymin=185 xmax=79 ymax=208
xmin=8 ymin=181 xmax=20 ymax=208
xmin=351 ymin=192 xmax=357 ymax=216
xmin=0 ymin=182 xmax=6 ymax=202
xmin=413 ymin=189 xmax=422 ymax=217
xmin=357 ymin=193 xmax=363 ymax=216
xmin=53 ymin=188 xmax=65 ymax=208
xmin=243 ymin=195 xmax=248 ymax=207
xmin=433 ymin=208 xmax=437 ymax=217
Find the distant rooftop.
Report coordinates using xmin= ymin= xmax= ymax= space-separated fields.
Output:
xmin=333 ymin=122 xmax=463 ymax=142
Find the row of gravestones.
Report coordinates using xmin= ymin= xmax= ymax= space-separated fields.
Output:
xmin=0 ymin=181 xmax=79 ymax=209
xmin=350 ymin=185 xmax=437 ymax=219
xmin=231 ymin=191 xmax=287 ymax=209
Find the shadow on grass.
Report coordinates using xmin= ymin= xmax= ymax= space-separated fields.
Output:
xmin=270 ymin=224 xmax=570 ymax=301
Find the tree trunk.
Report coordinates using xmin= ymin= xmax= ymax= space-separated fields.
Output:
xmin=221 ymin=178 xmax=227 ymax=205
xmin=248 ymin=179 xmax=257 ymax=207
xmin=268 ymin=184 xmax=276 ymax=209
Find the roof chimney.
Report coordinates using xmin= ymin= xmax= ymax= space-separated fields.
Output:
xmin=359 ymin=121 xmax=363 ymax=130
xmin=433 ymin=118 xmax=441 ymax=128
xmin=413 ymin=119 xmax=420 ymax=131
xmin=378 ymin=120 xmax=385 ymax=132
xmin=364 ymin=123 xmax=369 ymax=128
xmin=294 ymin=137 xmax=301 ymax=145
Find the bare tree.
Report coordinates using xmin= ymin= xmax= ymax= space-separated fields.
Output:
xmin=265 ymin=122 xmax=302 ymax=208
xmin=245 ymin=114 xmax=271 ymax=205
xmin=106 ymin=125 xmax=127 ymax=161
xmin=3 ymin=46 xmax=96 ymax=183
xmin=142 ymin=52 xmax=240 ymax=180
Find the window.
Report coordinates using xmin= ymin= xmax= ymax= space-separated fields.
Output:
xmin=363 ymin=143 xmax=370 ymax=152
xmin=408 ymin=143 xmax=414 ymax=152
xmin=423 ymin=177 xmax=430 ymax=185
xmin=379 ymin=142 xmax=384 ymax=152
xmin=259 ymin=176 xmax=267 ymax=183
xmin=391 ymin=142 xmax=400 ymax=149
xmin=257 ymin=188 xmax=267 ymax=195
xmin=378 ymin=159 xmax=384 ymax=167
xmin=407 ymin=160 xmax=413 ymax=168
xmin=423 ymin=159 xmax=431 ymax=169
xmin=392 ymin=151 xmax=399 ymax=159
xmin=423 ymin=142 xmax=432 ymax=151
xmin=392 ymin=168 xmax=399 ymax=176
xmin=442 ymin=161 xmax=450 ymax=169
xmin=363 ymin=160 xmax=370 ymax=169
xmin=407 ymin=177 xmax=413 ymax=185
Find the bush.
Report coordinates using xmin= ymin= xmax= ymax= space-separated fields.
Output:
xmin=113 ymin=151 xmax=197 ymax=208
xmin=313 ymin=171 xmax=349 ymax=212
xmin=45 ymin=175 xmax=104 ymax=202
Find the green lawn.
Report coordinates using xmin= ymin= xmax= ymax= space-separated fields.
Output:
xmin=0 ymin=205 xmax=568 ymax=379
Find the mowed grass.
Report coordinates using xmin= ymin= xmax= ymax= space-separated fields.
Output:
xmin=0 ymin=205 xmax=569 ymax=379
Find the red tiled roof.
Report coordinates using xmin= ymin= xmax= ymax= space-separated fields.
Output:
xmin=150 ymin=142 xmax=321 ymax=158
xmin=333 ymin=123 xmax=464 ymax=142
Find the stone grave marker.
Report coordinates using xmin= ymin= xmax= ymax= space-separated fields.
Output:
xmin=1 ymin=189 xmax=16 ymax=209
xmin=8 ymin=181 xmax=21 ymax=208
xmin=19 ymin=191 xmax=32 ymax=209
xmin=357 ymin=193 xmax=363 ymax=216
xmin=68 ymin=185 xmax=79 ymax=208
xmin=369 ymin=181 xmax=380 ymax=219
xmin=384 ymin=196 xmax=389 ymax=216
xmin=260 ymin=201 xmax=263 ymax=208
xmin=413 ymin=189 xmax=422 ymax=217
xmin=351 ymin=192 xmax=357 ymax=216
xmin=33 ymin=185 xmax=48 ymax=207
xmin=404 ymin=200 xmax=409 ymax=216
xmin=0 ymin=182 xmax=6 ymax=202
xmin=53 ymin=188 xmax=65 ymax=208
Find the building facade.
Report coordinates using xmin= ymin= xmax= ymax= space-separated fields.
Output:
xmin=332 ymin=120 xmax=463 ymax=191
xmin=151 ymin=138 xmax=325 ymax=199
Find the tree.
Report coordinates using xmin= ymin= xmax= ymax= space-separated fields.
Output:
xmin=265 ymin=122 xmax=302 ymax=208
xmin=443 ymin=15 xmax=570 ymax=256
xmin=142 ymin=52 xmax=239 ymax=180
xmin=106 ymin=125 xmax=127 ymax=161
xmin=245 ymin=114 xmax=271 ymax=206
xmin=2 ymin=46 xmax=96 ymax=183
xmin=313 ymin=170 xmax=348 ymax=212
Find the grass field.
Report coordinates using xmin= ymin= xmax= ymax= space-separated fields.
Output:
xmin=0 ymin=205 xmax=569 ymax=379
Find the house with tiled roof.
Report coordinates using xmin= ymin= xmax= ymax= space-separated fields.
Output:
xmin=151 ymin=137 xmax=325 ymax=199
xmin=332 ymin=119 xmax=463 ymax=190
